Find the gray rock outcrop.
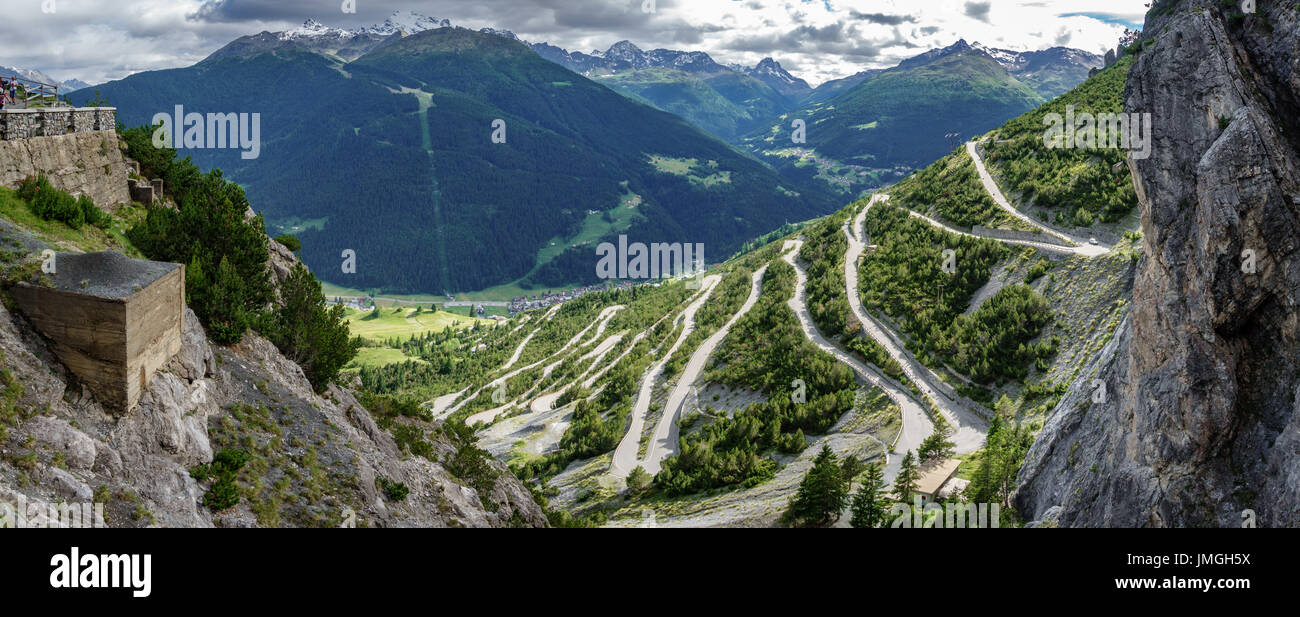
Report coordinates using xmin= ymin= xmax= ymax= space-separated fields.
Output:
xmin=0 ymin=130 xmax=130 ymax=209
xmin=0 ymin=244 xmax=546 ymax=529
xmin=1015 ymin=1 xmax=1300 ymax=527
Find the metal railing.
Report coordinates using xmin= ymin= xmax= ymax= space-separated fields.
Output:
xmin=1 ymin=75 xmax=68 ymax=109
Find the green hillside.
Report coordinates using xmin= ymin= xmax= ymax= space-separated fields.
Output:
xmin=981 ymin=57 xmax=1139 ymax=228
xmin=593 ymin=68 xmax=787 ymax=141
xmin=741 ymin=49 xmax=1046 ymax=197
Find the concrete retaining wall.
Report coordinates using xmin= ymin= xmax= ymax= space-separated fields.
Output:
xmin=972 ymin=225 xmax=1074 ymax=247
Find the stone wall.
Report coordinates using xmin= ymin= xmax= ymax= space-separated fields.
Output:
xmin=971 ymin=225 xmax=1073 ymax=247
xmin=0 ymin=110 xmax=38 ymax=140
xmin=39 ymin=109 xmax=71 ymax=136
xmin=0 ymin=107 xmax=115 ymax=140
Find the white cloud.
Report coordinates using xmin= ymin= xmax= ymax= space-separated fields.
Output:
xmin=0 ymin=0 xmax=1147 ymax=86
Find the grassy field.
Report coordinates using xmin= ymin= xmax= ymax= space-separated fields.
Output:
xmin=648 ymin=155 xmax=731 ymax=187
xmin=534 ymin=187 xmax=644 ymax=269
xmin=322 ymin=279 xmax=549 ymax=304
xmin=343 ymin=306 xmax=493 ymax=342
xmin=265 ymin=216 xmax=329 ymax=236
xmin=346 ymin=346 xmax=428 ymax=370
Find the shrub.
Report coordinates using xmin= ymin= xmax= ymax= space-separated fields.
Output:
xmin=626 ymin=466 xmax=652 ymax=493
xmin=18 ymin=175 xmax=108 ymax=230
xmin=201 ymin=449 xmax=250 ymax=511
xmin=1024 ymin=260 xmax=1052 ymax=284
xmin=376 ymin=477 xmax=410 ymax=502
xmin=274 ymin=234 xmax=301 ymax=252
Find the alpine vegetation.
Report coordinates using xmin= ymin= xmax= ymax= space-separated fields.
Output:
xmin=1041 ymin=104 xmax=1152 ymax=159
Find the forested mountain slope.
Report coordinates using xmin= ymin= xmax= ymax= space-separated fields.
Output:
xmin=739 ymin=41 xmax=1048 ymax=198
xmin=82 ymin=28 xmax=838 ymax=295
xmin=350 ymin=63 xmax=1146 ymax=524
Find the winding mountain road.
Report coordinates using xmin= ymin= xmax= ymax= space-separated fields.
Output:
xmin=847 ymin=195 xmax=988 ymax=454
xmin=781 ymin=240 xmax=934 ymax=481
xmin=465 ymin=305 xmax=624 ymax=426
xmin=641 ymin=266 xmax=768 ymax=476
xmin=908 ymin=210 xmax=1087 ymax=255
xmin=965 ymin=140 xmax=1109 ymax=257
xmin=610 ymin=275 xmax=722 ymax=478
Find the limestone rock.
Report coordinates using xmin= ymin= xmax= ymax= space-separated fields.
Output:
xmin=24 ymin=415 xmax=97 ymax=471
xmin=1016 ymin=1 xmax=1300 ymax=527
xmin=0 ymin=131 xmax=130 ymax=209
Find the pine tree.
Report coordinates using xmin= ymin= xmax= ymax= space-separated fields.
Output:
xmin=265 ymin=264 xmax=362 ymax=392
xmin=966 ymin=397 xmax=1032 ymax=508
xmin=782 ymin=445 xmax=849 ymax=527
xmin=893 ymin=450 xmax=919 ymax=503
xmin=849 ymin=463 xmax=888 ymax=528
xmin=626 ymin=465 xmax=652 ymax=494
xmin=918 ymin=426 xmax=955 ymax=463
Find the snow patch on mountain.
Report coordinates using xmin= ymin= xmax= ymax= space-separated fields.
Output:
xmin=280 ymin=11 xmax=456 ymax=40
xmin=360 ymin=10 xmax=453 ymax=36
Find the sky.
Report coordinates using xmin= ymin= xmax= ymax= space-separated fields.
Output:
xmin=0 ymin=0 xmax=1147 ymax=87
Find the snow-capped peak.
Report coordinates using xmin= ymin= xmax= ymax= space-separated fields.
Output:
xmin=971 ymin=42 xmax=1021 ymax=67
xmin=606 ymin=41 xmax=645 ymax=60
xmin=361 ymin=10 xmax=451 ymax=36
xmin=751 ymin=58 xmax=796 ymax=83
xmin=479 ymin=27 xmax=519 ymax=41
xmin=278 ymin=11 xmax=451 ymax=41
xmin=283 ymin=18 xmax=350 ymax=39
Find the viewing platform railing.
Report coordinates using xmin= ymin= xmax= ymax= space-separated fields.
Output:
xmin=2 ymin=74 xmax=68 ymax=109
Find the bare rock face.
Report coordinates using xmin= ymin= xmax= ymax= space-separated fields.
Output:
xmin=267 ymin=237 xmax=300 ymax=286
xmin=1 ymin=299 xmax=546 ymax=528
xmin=1016 ymin=2 xmax=1300 ymax=527
xmin=0 ymin=131 xmax=131 ymax=209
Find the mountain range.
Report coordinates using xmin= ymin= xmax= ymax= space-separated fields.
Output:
xmin=0 ymin=64 xmax=90 ymax=93
xmin=737 ymin=39 xmax=1099 ymax=196
xmin=78 ymin=11 xmax=1100 ymax=296
xmin=82 ymin=24 xmax=839 ymax=295
xmin=196 ymin=11 xmax=1099 ymax=144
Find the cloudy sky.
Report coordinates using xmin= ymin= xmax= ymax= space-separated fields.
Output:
xmin=1 ymin=0 xmax=1146 ymax=86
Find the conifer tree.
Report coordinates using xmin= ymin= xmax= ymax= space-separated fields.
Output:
xmin=893 ymin=450 xmax=919 ymax=503
xmin=850 ymin=463 xmax=888 ymax=528
xmin=783 ymin=445 xmax=849 ymax=527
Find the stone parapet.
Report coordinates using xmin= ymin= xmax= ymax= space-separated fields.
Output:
xmin=0 ymin=107 xmax=116 ymax=140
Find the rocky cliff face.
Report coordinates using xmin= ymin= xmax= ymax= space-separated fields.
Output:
xmin=0 ymin=131 xmax=131 ymax=210
xmin=1016 ymin=2 xmax=1300 ymax=527
xmin=0 ymin=298 xmax=547 ymax=527
xmin=0 ymin=216 xmax=546 ymax=529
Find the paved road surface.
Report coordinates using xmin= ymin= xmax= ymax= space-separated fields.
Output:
xmin=847 ymin=196 xmax=988 ymax=454
xmin=609 ymin=275 xmax=721 ymax=478
xmin=966 ymin=140 xmax=1109 ymax=257
xmin=781 ymin=240 xmax=932 ymax=482
xmin=641 ymin=266 xmax=768 ymax=475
